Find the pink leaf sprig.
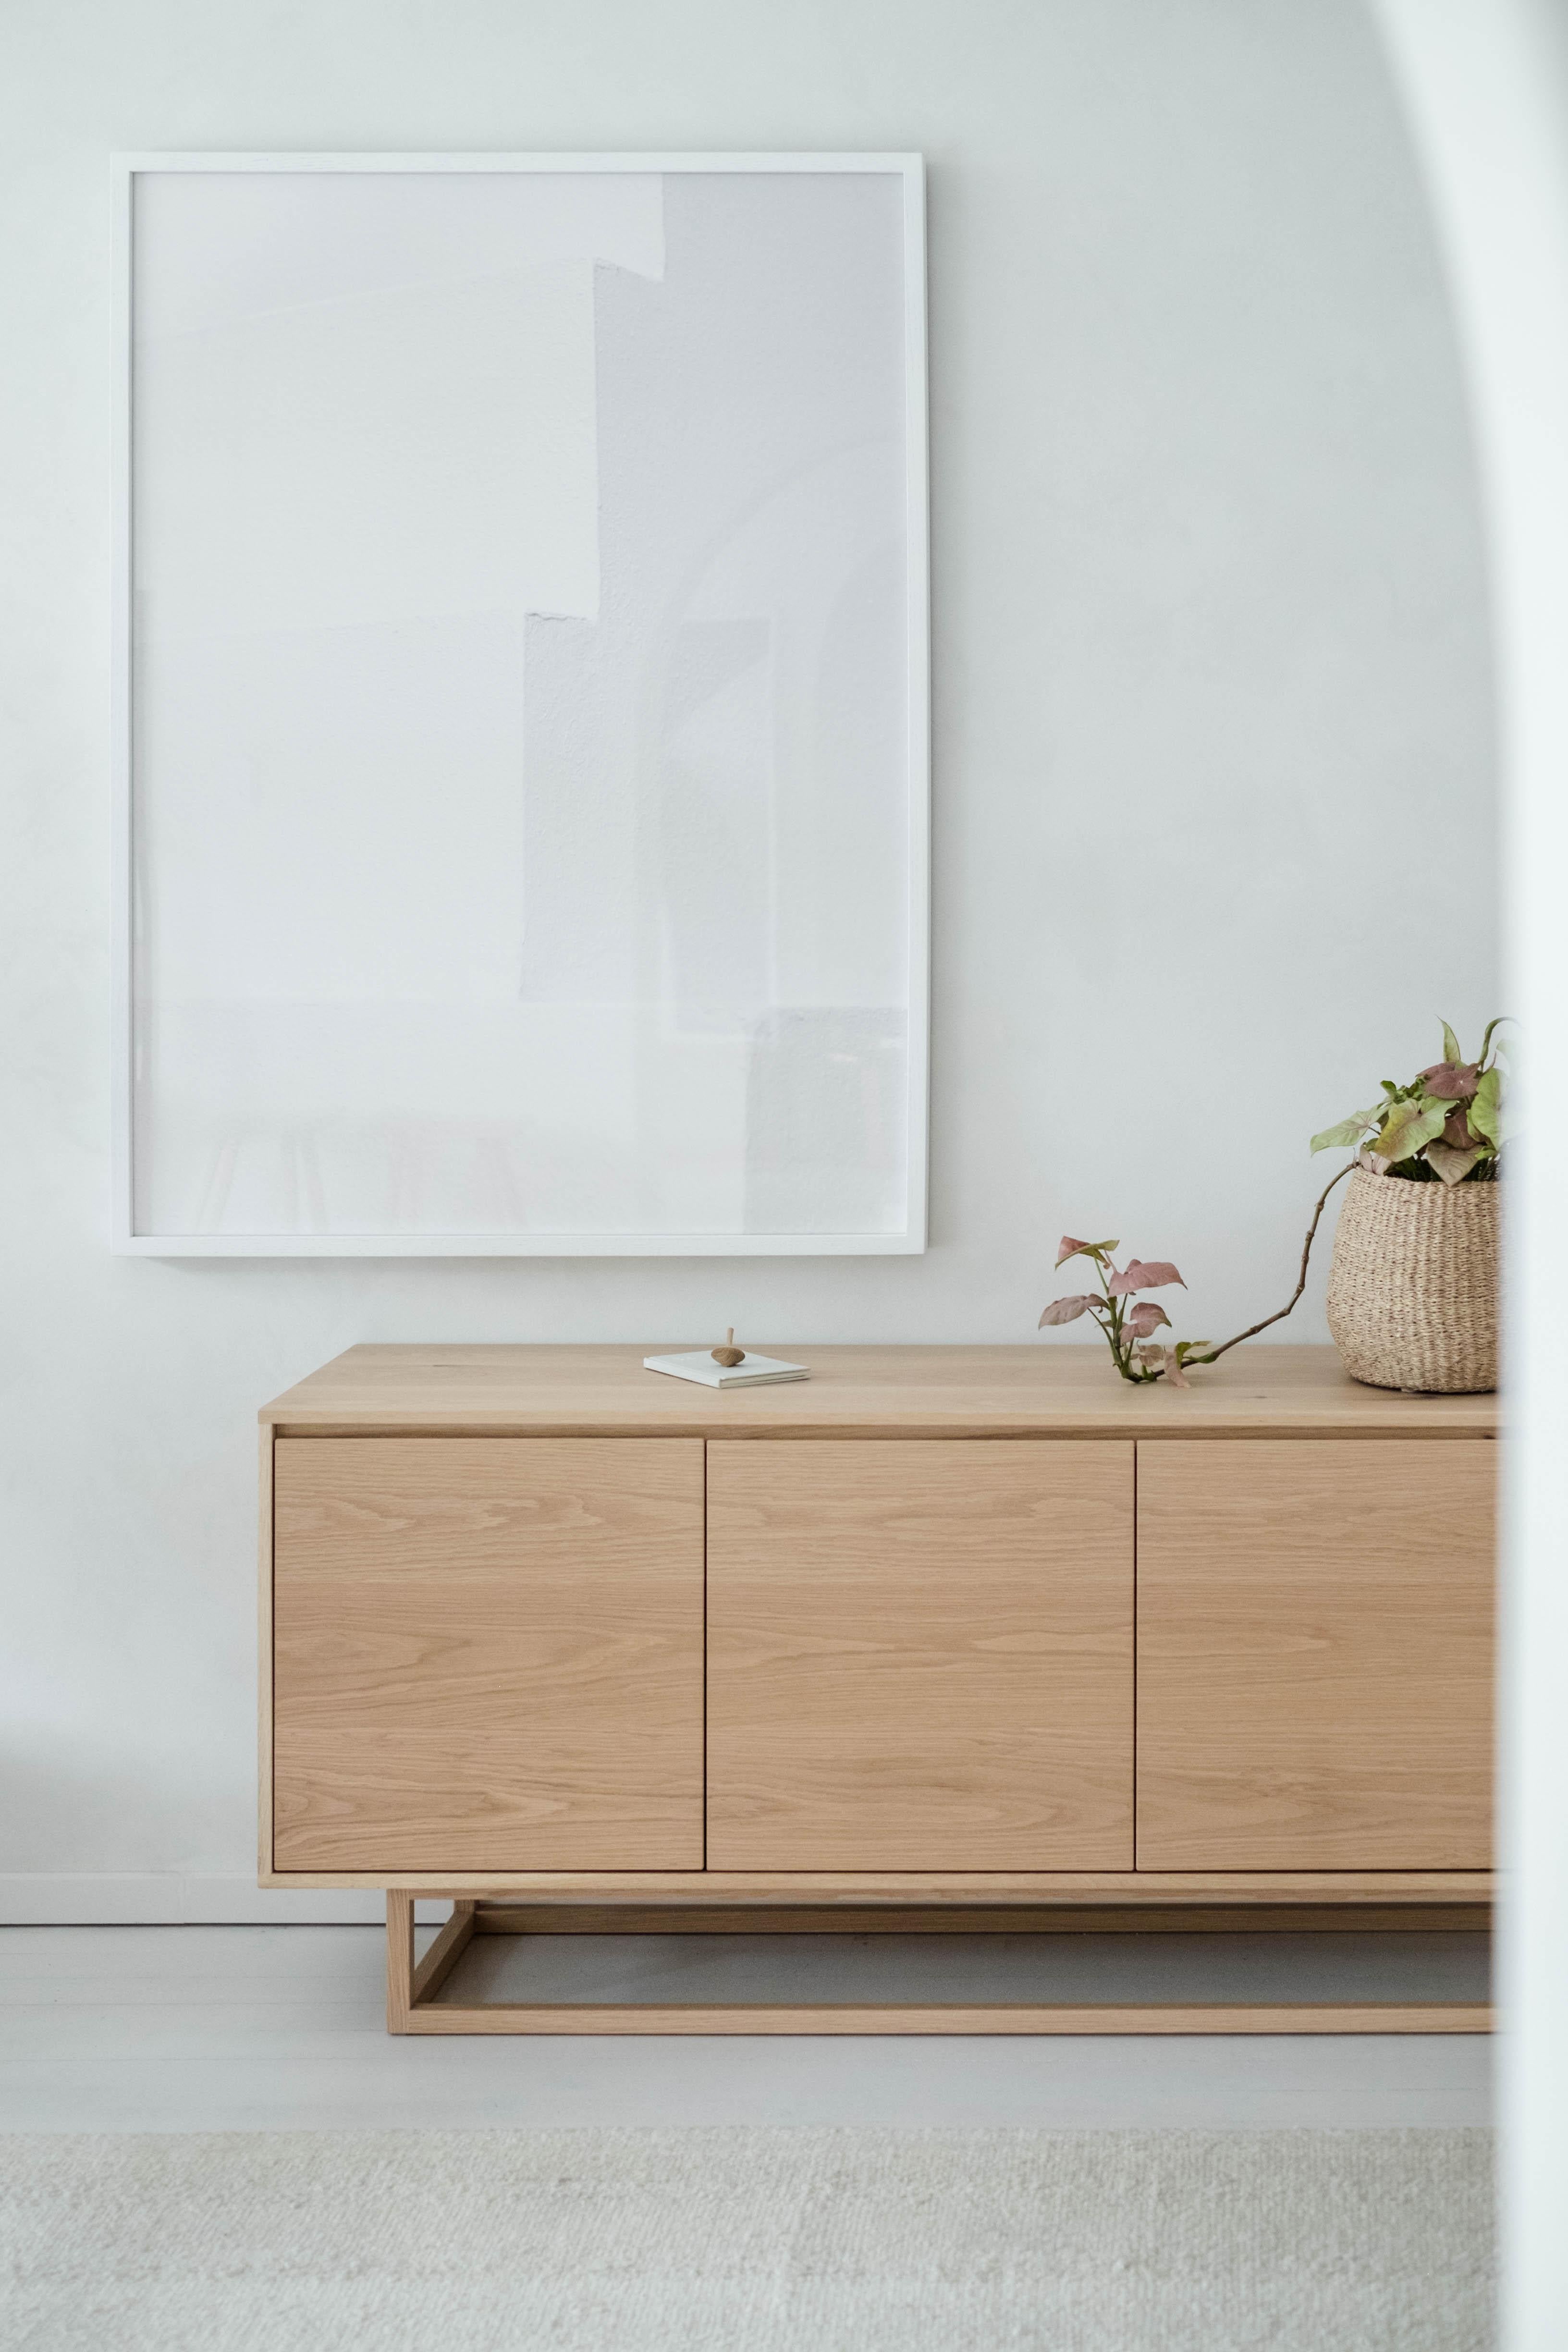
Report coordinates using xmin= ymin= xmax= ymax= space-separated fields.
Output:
xmin=1107 ymin=1259 xmax=1183 ymax=1297
xmin=1040 ymin=1237 xmax=1208 ymax=1388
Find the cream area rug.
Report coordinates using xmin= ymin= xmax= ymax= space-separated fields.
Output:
xmin=0 ymin=2128 xmax=1492 ymax=2351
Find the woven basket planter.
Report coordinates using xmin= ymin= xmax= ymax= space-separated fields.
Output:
xmin=1325 ymin=1163 xmax=1500 ymax=1394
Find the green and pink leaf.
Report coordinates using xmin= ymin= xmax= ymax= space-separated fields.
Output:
xmin=1107 ymin=1259 xmax=1185 ymax=1296
xmin=1311 ymin=1113 xmax=1379 ymax=1153
xmin=1419 ymin=1061 xmax=1479 ymax=1101
xmin=1372 ymin=1097 xmax=1448 ymax=1165
xmin=1468 ymin=1067 xmax=1503 ymax=1149
xmin=1055 ymin=1235 xmax=1119 ymax=1268
xmin=1424 ymin=1138 xmax=1486 ymax=1186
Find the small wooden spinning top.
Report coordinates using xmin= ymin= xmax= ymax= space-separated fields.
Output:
xmin=711 ymin=1327 xmax=746 ymax=1367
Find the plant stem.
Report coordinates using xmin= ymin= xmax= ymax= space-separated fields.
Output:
xmin=1184 ymin=1161 xmax=1353 ymax=1369
xmin=1102 ymin=1264 xmax=1124 ymax=1374
xmin=1091 ymin=1254 xmax=1163 ymax=1384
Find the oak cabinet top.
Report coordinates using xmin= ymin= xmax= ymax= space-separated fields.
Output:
xmin=260 ymin=1343 xmax=1498 ymax=1439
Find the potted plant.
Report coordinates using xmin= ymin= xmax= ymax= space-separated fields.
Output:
xmin=1310 ymin=1019 xmax=1506 ymax=1394
xmin=1038 ymin=1016 xmax=1507 ymax=1395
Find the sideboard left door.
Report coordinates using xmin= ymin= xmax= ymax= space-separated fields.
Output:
xmin=271 ymin=1436 xmax=705 ymax=1872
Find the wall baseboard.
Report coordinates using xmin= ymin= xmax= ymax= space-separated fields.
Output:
xmin=0 ymin=1875 xmax=389 ymax=1925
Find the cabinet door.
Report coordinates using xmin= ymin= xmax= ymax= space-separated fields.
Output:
xmin=272 ymin=1438 xmax=704 ymax=1871
xmin=706 ymin=1440 xmax=1134 ymax=1870
xmin=1136 ymin=1440 xmax=1495 ymax=1870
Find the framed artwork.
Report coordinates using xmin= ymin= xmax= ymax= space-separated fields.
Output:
xmin=111 ymin=152 xmax=928 ymax=1254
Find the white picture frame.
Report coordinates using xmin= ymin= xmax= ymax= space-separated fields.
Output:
xmin=111 ymin=151 xmax=929 ymax=1256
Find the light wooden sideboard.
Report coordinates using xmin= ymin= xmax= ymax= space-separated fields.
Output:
xmin=258 ymin=1345 xmax=1497 ymax=2034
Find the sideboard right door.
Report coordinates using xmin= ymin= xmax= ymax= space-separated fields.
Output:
xmin=706 ymin=1438 xmax=1135 ymax=1871
xmin=1136 ymin=1438 xmax=1495 ymax=1870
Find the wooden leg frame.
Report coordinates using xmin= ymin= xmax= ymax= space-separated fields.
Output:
xmin=385 ymin=1895 xmax=1493 ymax=2036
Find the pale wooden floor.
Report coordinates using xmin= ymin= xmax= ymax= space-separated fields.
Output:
xmin=0 ymin=1926 xmax=1491 ymax=2131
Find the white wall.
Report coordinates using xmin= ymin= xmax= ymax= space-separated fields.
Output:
xmin=0 ymin=0 xmax=1498 ymax=1918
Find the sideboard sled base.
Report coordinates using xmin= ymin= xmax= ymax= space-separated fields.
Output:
xmin=383 ymin=1889 xmax=1494 ymax=2037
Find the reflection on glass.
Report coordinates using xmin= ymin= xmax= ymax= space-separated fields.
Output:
xmin=132 ymin=168 xmax=911 ymax=1237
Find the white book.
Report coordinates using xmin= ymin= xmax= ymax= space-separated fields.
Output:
xmin=643 ymin=1350 xmax=809 ymax=1389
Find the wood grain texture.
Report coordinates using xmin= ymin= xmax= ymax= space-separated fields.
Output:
xmin=260 ymin=1343 xmax=1500 ymax=1441
xmin=266 ymin=1867 xmax=1494 ymax=1899
xmin=706 ymin=1440 xmax=1134 ymax=1870
xmin=400 ymin=2001 xmax=1492 ymax=2037
xmin=257 ymin=1425 xmax=273 ymax=1877
xmin=1137 ymin=1440 xmax=1496 ymax=1870
xmin=272 ymin=1438 xmax=704 ymax=1873
xmin=467 ymin=1902 xmax=1489 ymax=1935
xmin=386 ymin=1890 xmax=414 ymax=2032
xmin=411 ymin=1902 xmax=476 ymax=2003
